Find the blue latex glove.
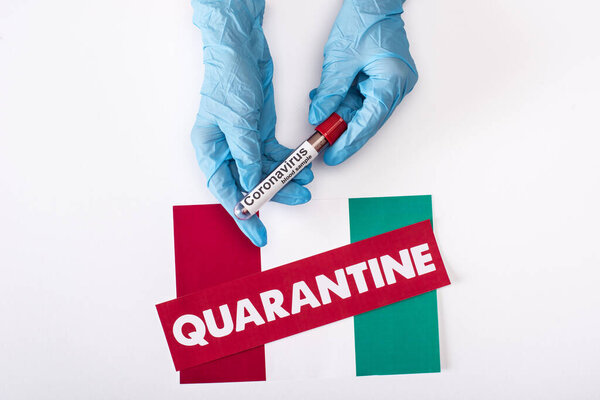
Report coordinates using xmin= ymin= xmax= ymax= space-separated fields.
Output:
xmin=191 ymin=0 xmax=313 ymax=247
xmin=309 ymin=0 xmax=418 ymax=166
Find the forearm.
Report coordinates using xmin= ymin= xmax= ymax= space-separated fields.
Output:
xmin=191 ymin=0 xmax=266 ymax=42
xmin=350 ymin=0 xmax=405 ymax=14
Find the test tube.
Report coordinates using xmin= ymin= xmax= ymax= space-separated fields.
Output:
xmin=234 ymin=113 xmax=347 ymax=220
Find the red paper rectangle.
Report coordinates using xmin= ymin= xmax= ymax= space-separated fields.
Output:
xmin=157 ymin=220 xmax=450 ymax=371
xmin=173 ymin=205 xmax=265 ymax=383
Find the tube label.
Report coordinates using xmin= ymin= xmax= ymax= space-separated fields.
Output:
xmin=241 ymin=141 xmax=318 ymax=216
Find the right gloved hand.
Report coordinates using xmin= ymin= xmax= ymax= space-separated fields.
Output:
xmin=190 ymin=0 xmax=313 ymax=247
xmin=309 ymin=0 xmax=418 ymax=166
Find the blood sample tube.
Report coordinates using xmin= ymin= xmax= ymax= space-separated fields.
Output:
xmin=234 ymin=113 xmax=347 ymax=220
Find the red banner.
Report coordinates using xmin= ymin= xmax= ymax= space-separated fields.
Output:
xmin=156 ymin=220 xmax=451 ymax=371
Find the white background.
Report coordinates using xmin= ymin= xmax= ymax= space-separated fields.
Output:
xmin=1 ymin=0 xmax=599 ymax=398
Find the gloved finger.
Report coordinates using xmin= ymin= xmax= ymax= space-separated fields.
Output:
xmin=308 ymin=65 xmax=356 ymax=125
xmin=323 ymin=75 xmax=401 ymax=166
xmin=191 ymin=118 xmax=230 ymax=182
xmin=335 ymin=84 xmax=364 ymax=123
xmin=208 ymin=160 xmax=268 ymax=247
xmin=228 ymin=156 xmax=313 ymax=192
xmin=263 ymin=137 xmax=293 ymax=162
xmin=262 ymin=159 xmax=314 ymax=185
xmin=263 ymin=139 xmax=314 ymax=184
xmin=270 ymin=181 xmax=312 ymax=205
xmin=227 ymin=160 xmax=311 ymax=206
xmin=220 ymin=123 xmax=263 ymax=192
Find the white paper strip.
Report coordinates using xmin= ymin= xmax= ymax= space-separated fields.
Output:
xmin=260 ymin=198 xmax=355 ymax=380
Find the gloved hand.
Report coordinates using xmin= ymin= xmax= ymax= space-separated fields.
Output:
xmin=309 ymin=0 xmax=418 ymax=166
xmin=191 ymin=0 xmax=313 ymax=247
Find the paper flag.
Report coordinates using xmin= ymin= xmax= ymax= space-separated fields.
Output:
xmin=157 ymin=219 xmax=449 ymax=370
xmin=169 ymin=196 xmax=445 ymax=382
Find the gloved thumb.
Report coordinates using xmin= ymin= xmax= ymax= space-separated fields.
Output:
xmin=309 ymin=66 xmax=356 ymax=125
xmin=323 ymin=77 xmax=398 ymax=166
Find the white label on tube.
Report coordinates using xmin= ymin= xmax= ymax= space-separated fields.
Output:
xmin=241 ymin=140 xmax=318 ymax=216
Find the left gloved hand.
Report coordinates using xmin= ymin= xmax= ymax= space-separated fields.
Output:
xmin=309 ymin=0 xmax=418 ymax=166
xmin=191 ymin=0 xmax=313 ymax=247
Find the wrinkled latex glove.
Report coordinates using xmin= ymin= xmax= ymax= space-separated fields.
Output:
xmin=191 ymin=0 xmax=313 ymax=247
xmin=309 ymin=0 xmax=418 ymax=166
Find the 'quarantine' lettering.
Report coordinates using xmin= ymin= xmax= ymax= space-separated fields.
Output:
xmin=172 ymin=243 xmax=436 ymax=347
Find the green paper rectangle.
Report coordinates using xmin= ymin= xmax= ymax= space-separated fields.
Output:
xmin=349 ymin=195 xmax=441 ymax=376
